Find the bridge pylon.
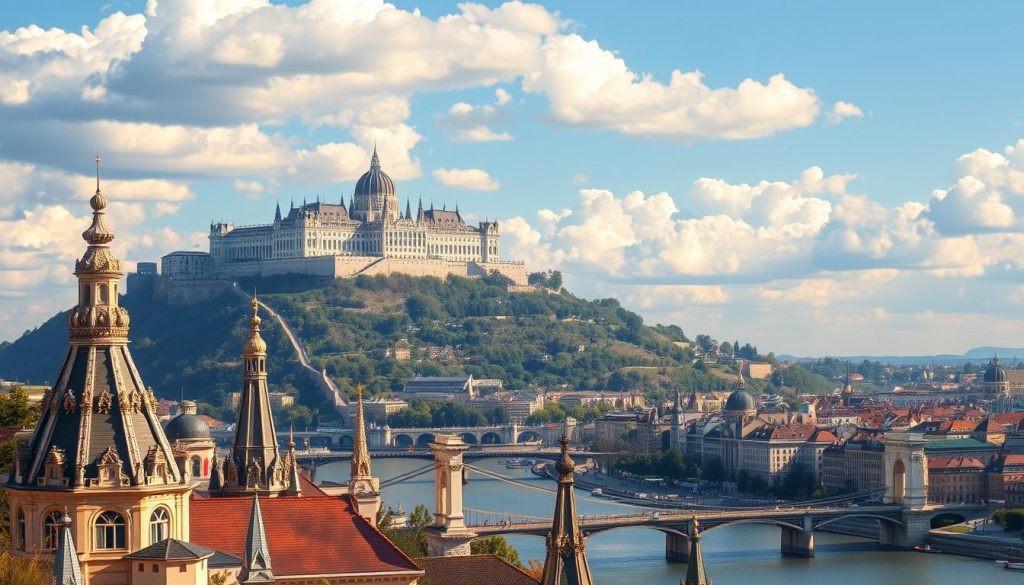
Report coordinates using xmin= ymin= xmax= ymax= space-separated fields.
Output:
xmin=426 ymin=435 xmax=477 ymax=556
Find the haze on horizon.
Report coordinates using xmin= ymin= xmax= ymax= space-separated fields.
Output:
xmin=1 ymin=0 xmax=1023 ymax=357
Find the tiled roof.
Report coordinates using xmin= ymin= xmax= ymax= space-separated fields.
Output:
xmin=417 ymin=555 xmax=539 ymax=585
xmin=974 ymin=418 xmax=1004 ymax=433
xmin=189 ymin=495 xmax=422 ymax=578
xmin=747 ymin=423 xmax=830 ymax=442
xmin=126 ymin=539 xmax=216 ymax=560
xmin=928 ymin=455 xmax=986 ymax=470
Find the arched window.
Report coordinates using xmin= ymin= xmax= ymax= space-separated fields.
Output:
xmin=149 ymin=508 xmax=170 ymax=544
xmin=95 ymin=511 xmax=126 ymax=550
xmin=16 ymin=508 xmax=25 ymax=551
xmin=98 ymin=283 xmax=109 ymax=304
xmin=191 ymin=457 xmax=202 ymax=478
xmin=43 ymin=511 xmax=64 ymax=551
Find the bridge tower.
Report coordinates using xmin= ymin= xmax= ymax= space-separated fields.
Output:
xmin=426 ymin=435 xmax=477 ymax=556
xmin=880 ymin=432 xmax=931 ymax=548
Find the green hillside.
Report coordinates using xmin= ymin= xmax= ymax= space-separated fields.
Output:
xmin=0 ymin=273 xmax=833 ymax=419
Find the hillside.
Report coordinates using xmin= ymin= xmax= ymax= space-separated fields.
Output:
xmin=0 ymin=273 xmax=831 ymax=418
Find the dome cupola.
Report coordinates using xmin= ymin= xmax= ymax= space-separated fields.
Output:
xmin=351 ymin=146 xmax=399 ymax=223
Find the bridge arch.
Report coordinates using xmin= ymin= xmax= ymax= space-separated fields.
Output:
xmin=700 ymin=518 xmax=806 ymax=535
xmin=416 ymin=433 xmax=437 ymax=447
xmin=929 ymin=512 xmax=966 ymax=529
xmin=517 ymin=431 xmax=542 ymax=443
xmin=813 ymin=514 xmax=904 ymax=531
xmin=460 ymin=433 xmax=478 ymax=445
xmin=392 ymin=434 xmax=414 ymax=447
xmin=892 ymin=459 xmax=906 ymax=505
xmin=582 ymin=524 xmax=689 ymax=539
xmin=338 ymin=435 xmax=354 ymax=450
xmin=480 ymin=432 xmax=502 ymax=445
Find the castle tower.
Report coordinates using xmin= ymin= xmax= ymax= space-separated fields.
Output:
xmin=219 ymin=298 xmax=289 ymax=496
xmin=540 ymin=433 xmax=594 ymax=585
xmin=3 ymin=158 xmax=189 ymax=573
xmin=348 ymin=385 xmax=381 ymax=524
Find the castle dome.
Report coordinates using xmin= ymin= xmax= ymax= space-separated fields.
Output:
xmin=354 ymin=147 xmax=395 ymax=198
xmin=724 ymin=389 xmax=756 ymax=416
xmin=984 ymin=356 xmax=1007 ymax=383
xmin=165 ymin=412 xmax=211 ymax=442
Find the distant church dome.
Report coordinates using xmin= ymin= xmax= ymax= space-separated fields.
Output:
xmin=984 ymin=356 xmax=1007 ymax=383
xmin=724 ymin=389 xmax=756 ymax=416
xmin=354 ymin=147 xmax=396 ymax=198
xmin=165 ymin=401 xmax=211 ymax=442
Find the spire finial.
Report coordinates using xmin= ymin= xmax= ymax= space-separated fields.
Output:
xmin=95 ymin=154 xmax=101 ymax=194
xmin=370 ymin=143 xmax=381 ymax=170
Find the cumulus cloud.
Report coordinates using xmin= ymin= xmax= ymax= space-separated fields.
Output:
xmin=433 ymin=167 xmax=500 ymax=191
xmin=439 ymin=88 xmax=514 ymax=142
xmin=827 ymin=101 xmax=864 ymax=124
xmin=522 ymin=34 xmax=821 ymax=140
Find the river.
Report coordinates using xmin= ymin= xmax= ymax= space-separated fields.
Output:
xmin=316 ymin=458 xmax=1013 ymax=584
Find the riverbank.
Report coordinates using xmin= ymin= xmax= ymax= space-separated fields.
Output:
xmin=926 ymin=527 xmax=1024 ymax=561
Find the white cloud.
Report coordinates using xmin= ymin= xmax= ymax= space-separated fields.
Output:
xmin=827 ymin=101 xmax=864 ymax=124
xmin=439 ymin=88 xmax=515 ymax=142
xmin=212 ymin=32 xmax=284 ymax=67
xmin=433 ymin=167 xmax=500 ymax=191
xmin=522 ymin=34 xmax=821 ymax=140
xmin=234 ymin=179 xmax=265 ymax=197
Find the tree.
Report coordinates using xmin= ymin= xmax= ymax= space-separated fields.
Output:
xmin=376 ymin=504 xmax=432 ymax=558
xmin=406 ymin=294 xmax=445 ymax=322
xmin=209 ymin=571 xmax=236 ymax=585
xmin=0 ymin=386 xmax=39 ymax=428
xmin=719 ymin=341 xmax=733 ymax=356
xmin=524 ymin=559 xmax=545 ymax=579
xmin=470 ymin=536 xmax=523 ymax=568
xmin=0 ymin=548 xmax=52 ymax=585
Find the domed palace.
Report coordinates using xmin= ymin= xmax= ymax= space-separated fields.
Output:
xmin=176 ymin=146 xmax=527 ymax=286
xmin=982 ymin=355 xmax=1010 ymax=396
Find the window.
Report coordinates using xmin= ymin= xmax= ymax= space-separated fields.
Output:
xmin=191 ymin=457 xmax=202 ymax=477
xmin=43 ymin=511 xmax=63 ymax=551
xmin=149 ymin=508 xmax=170 ymax=544
xmin=16 ymin=508 xmax=25 ymax=551
xmin=98 ymin=283 xmax=109 ymax=304
xmin=95 ymin=511 xmax=126 ymax=550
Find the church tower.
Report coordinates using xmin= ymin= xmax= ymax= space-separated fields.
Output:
xmin=540 ymin=433 xmax=594 ymax=585
xmin=348 ymin=385 xmax=381 ymax=524
xmin=218 ymin=298 xmax=290 ymax=496
xmin=3 ymin=157 xmax=189 ymax=573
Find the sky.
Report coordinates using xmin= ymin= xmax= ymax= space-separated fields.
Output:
xmin=1 ymin=0 xmax=1024 ymax=357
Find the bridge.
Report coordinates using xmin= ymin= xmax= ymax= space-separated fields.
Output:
xmin=283 ymin=422 xmax=567 ymax=450
xmin=393 ymin=431 xmax=990 ymax=561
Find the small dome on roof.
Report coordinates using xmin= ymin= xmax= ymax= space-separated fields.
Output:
xmin=724 ymin=389 xmax=756 ymax=415
xmin=984 ymin=356 xmax=1007 ymax=383
xmin=165 ymin=413 xmax=210 ymax=442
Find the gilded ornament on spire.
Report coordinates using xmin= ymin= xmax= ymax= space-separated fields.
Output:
xmin=244 ymin=295 xmax=268 ymax=356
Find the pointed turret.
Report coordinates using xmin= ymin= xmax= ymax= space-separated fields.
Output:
xmin=405 ymin=198 xmax=412 ymax=221
xmin=348 ymin=384 xmax=381 ymax=523
xmin=417 ymin=196 xmax=424 ymax=221
xmin=209 ymin=452 xmax=223 ymax=491
xmin=274 ymin=201 xmax=282 ymax=223
xmin=287 ymin=426 xmax=301 ymax=496
xmin=673 ymin=389 xmax=683 ymax=415
xmin=683 ymin=516 xmax=711 ymax=585
xmin=540 ymin=432 xmax=594 ymax=585
xmin=220 ymin=297 xmax=287 ymax=496
xmin=54 ymin=513 xmax=83 ymax=585
xmin=370 ymin=143 xmax=381 ymax=170
xmin=238 ymin=496 xmax=274 ymax=584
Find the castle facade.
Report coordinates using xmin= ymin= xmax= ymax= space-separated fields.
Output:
xmin=161 ymin=147 xmax=526 ymax=289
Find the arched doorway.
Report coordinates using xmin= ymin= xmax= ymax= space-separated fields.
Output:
xmin=892 ymin=460 xmax=906 ymax=504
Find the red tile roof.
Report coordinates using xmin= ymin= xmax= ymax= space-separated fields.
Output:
xmin=189 ymin=495 xmax=422 ymax=578
xmin=418 ymin=555 xmax=539 ymax=585
xmin=928 ymin=455 xmax=986 ymax=471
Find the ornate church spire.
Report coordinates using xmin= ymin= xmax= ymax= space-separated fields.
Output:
xmin=13 ymin=155 xmax=180 ymax=491
xmin=370 ymin=142 xmax=381 ymax=170
xmin=274 ymin=201 xmax=282 ymax=223
xmin=348 ymin=384 xmax=381 ymax=523
xmin=405 ymin=197 xmax=412 ymax=221
xmin=540 ymin=432 xmax=594 ymax=585
xmin=239 ymin=496 xmax=274 ymax=584
xmin=683 ymin=517 xmax=711 ymax=585
xmin=221 ymin=297 xmax=287 ymax=496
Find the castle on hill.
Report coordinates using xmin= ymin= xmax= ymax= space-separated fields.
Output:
xmin=157 ymin=147 xmax=526 ymax=301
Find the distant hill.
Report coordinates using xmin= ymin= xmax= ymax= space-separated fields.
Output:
xmin=780 ymin=346 xmax=1024 ymax=366
xmin=2 ymin=274 xmax=772 ymax=413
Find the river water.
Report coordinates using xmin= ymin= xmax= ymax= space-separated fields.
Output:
xmin=317 ymin=458 xmax=1012 ymax=584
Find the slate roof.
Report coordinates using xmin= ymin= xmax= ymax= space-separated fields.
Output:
xmin=126 ymin=538 xmax=216 ymax=560
xmin=189 ymin=495 xmax=422 ymax=578
xmin=417 ymin=555 xmax=539 ymax=585
xmin=924 ymin=438 xmax=999 ymax=452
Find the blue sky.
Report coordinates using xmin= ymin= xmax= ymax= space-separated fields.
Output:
xmin=1 ymin=0 xmax=1024 ymax=356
